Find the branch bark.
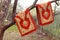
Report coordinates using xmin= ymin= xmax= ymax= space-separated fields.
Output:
xmin=28 ymin=0 xmax=38 ymax=10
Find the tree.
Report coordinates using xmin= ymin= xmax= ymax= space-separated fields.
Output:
xmin=0 ymin=0 xmax=38 ymax=40
xmin=0 ymin=0 xmax=18 ymax=40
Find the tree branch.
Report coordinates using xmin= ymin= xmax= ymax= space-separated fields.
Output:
xmin=28 ymin=0 xmax=60 ymax=10
xmin=51 ymin=0 xmax=60 ymax=6
xmin=51 ymin=0 xmax=59 ymax=3
xmin=4 ymin=22 xmax=15 ymax=31
xmin=28 ymin=0 xmax=38 ymax=10
xmin=4 ymin=0 xmax=18 ymax=31
xmin=12 ymin=0 xmax=18 ymax=19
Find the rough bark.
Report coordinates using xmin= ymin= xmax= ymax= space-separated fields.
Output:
xmin=0 ymin=0 xmax=11 ymax=40
xmin=0 ymin=29 xmax=5 ymax=40
xmin=0 ymin=0 xmax=18 ymax=40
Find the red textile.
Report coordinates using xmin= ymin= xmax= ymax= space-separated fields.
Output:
xmin=14 ymin=9 xmax=37 ymax=36
xmin=36 ymin=2 xmax=54 ymax=26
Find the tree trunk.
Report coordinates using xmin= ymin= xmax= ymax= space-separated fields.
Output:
xmin=0 ymin=33 xmax=4 ymax=40
xmin=0 ymin=30 xmax=4 ymax=40
xmin=0 ymin=0 xmax=18 ymax=40
xmin=0 ymin=0 xmax=11 ymax=40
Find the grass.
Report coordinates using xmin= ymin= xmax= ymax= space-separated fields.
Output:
xmin=7 ymin=24 xmax=18 ymax=32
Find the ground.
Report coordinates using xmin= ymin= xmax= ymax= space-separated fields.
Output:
xmin=3 ymin=25 xmax=52 ymax=40
xmin=3 ymin=21 xmax=60 ymax=40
